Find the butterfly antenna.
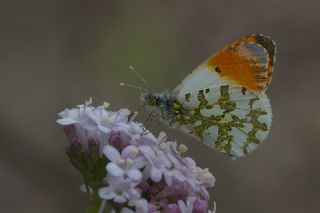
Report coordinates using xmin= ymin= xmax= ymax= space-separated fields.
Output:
xmin=129 ymin=65 xmax=149 ymax=88
xmin=120 ymin=82 xmax=147 ymax=92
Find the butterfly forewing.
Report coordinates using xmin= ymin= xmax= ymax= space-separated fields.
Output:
xmin=174 ymin=34 xmax=276 ymax=96
xmin=175 ymin=85 xmax=272 ymax=157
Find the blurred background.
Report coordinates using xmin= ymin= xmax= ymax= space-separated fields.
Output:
xmin=1 ymin=0 xmax=319 ymax=212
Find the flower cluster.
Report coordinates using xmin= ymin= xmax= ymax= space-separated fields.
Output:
xmin=57 ymin=99 xmax=216 ymax=213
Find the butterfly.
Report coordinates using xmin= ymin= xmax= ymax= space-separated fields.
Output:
xmin=140 ymin=34 xmax=276 ymax=158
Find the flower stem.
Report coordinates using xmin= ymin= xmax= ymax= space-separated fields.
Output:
xmin=85 ymin=191 xmax=101 ymax=213
xmin=85 ymin=191 xmax=114 ymax=213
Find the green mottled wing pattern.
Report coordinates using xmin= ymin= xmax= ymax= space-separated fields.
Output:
xmin=174 ymin=85 xmax=272 ymax=157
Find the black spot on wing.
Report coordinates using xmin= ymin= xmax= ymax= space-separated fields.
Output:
xmin=241 ymin=87 xmax=247 ymax=95
xmin=185 ymin=93 xmax=191 ymax=102
xmin=215 ymin=67 xmax=221 ymax=73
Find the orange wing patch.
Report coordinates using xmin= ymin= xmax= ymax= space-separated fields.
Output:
xmin=207 ymin=34 xmax=276 ymax=94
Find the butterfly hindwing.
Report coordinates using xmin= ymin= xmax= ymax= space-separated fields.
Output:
xmin=175 ymin=85 xmax=272 ymax=157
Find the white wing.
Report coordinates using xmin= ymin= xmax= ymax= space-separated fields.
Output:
xmin=174 ymin=63 xmax=229 ymax=97
xmin=175 ymin=85 xmax=272 ymax=157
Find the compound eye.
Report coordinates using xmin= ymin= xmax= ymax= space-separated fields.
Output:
xmin=148 ymin=98 xmax=157 ymax=106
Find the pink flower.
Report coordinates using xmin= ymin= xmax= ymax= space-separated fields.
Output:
xmin=57 ymin=100 xmax=216 ymax=213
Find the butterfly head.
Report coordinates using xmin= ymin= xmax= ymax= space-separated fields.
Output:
xmin=140 ymin=91 xmax=159 ymax=107
xmin=141 ymin=91 xmax=175 ymax=106
xmin=140 ymin=91 xmax=177 ymax=121
xmin=141 ymin=92 xmax=175 ymax=110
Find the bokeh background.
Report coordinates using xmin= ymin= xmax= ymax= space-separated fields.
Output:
xmin=1 ymin=0 xmax=319 ymax=212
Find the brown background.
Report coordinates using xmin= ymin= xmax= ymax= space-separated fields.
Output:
xmin=1 ymin=0 xmax=319 ymax=212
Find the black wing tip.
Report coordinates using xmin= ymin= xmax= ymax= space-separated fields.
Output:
xmin=251 ymin=34 xmax=277 ymax=62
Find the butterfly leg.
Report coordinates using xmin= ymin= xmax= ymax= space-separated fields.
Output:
xmin=140 ymin=111 xmax=155 ymax=135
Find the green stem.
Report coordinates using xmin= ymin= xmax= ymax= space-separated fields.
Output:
xmin=85 ymin=192 xmax=114 ymax=213
xmin=85 ymin=192 xmax=102 ymax=213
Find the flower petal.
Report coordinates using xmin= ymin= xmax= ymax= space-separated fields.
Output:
xmin=131 ymin=156 xmax=147 ymax=169
xmin=134 ymin=199 xmax=149 ymax=213
xmin=103 ymin=146 xmax=120 ymax=163
xmin=98 ymin=125 xmax=111 ymax=134
xmin=122 ymin=145 xmax=139 ymax=159
xmin=120 ymin=207 xmax=135 ymax=213
xmin=99 ymin=187 xmax=116 ymax=200
xmin=106 ymin=163 xmax=124 ymax=177
xmin=154 ymin=155 xmax=172 ymax=169
xmin=151 ymin=166 xmax=162 ymax=182
xmin=114 ymin=194 xmax=127 ymax=203
xmin=127 ymin=169 xmax=142 ymax=182
xmin=56 ymin=117 xmax=77 ymax=125
xmin=139 ymin=145 xmax=155 ymax=160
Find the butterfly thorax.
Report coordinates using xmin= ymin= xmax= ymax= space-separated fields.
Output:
xmin=140 ymin=91 xmax=183 ymax=127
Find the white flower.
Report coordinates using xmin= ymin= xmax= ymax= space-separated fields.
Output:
xmin=120 ymin=208 xmax=135 ymax=213
xmin=103 ymin=145 xmax=146 ymax=182
xmin=99 ymin=174 xmax=142 ymax=203
xmin=178 ymin=196 xmax=196 ymax=213
xmin=130 ymin=199 xmax=149 ymax=213
xmin=139 ymin=145 xmax=172 ymax=182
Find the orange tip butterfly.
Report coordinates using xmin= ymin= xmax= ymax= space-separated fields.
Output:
xmin=140 ymin=34 xmax=276 ymax=158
